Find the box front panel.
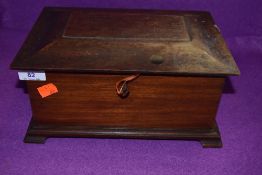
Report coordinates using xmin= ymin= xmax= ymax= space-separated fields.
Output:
xmin=27 ymin=73 xmax=224 ymax=129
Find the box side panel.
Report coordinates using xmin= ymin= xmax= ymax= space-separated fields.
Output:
xmin=27 ymin=73 xmax=224 ymax=129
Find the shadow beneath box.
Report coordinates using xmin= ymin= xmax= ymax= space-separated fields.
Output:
xmin=16 ymin=80 xmax=28 ymax=94
xmin=223 ymin=77 xmax=236 ymax=94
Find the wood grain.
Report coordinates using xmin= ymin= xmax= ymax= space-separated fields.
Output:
xmin=9 ymin=8 xmax=235 ymax=147
xmin=27 ymin=73 xmax=224 ymax=129
xmin=10 ymin=7 xmax=240 ymax=76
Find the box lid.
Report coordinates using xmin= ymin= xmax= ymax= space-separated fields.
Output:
xmin=11 ymin=7 xmax=240 ymax=76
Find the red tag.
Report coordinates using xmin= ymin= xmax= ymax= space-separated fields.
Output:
xmin=37 ymin=83 xmax=58 ymax=98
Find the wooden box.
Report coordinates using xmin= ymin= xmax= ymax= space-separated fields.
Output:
xmin=11 ymin=7 xmax=239 ymax=148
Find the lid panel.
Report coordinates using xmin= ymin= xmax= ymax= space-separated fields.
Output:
xmin=33 ymin=39 xmax=229 ymax=74
xmin=11 ymin=8 xmax=240 ymax=76
xmin=63 ymin=11 xmax=190 ymax=41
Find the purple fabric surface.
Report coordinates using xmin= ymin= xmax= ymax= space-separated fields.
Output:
xmin=0 ymin=1 xmax=262 ymax=175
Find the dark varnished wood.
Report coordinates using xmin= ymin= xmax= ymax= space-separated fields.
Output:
xmin=10 ymin=8 xmax=240 ymax=147
xmin=26 ymin=74 xmax=224 ymax=129
xmin=64 ymin=11 xmax=190 ymax=41
xmin=200 ymin=138 xmax=222 ymax=148
xmin=24 ymin=118 xmax=222 ymax=148
xmin=24 ymin=73 xmax=224 ymax=147
xmin=24 ymin=135 xmax=47 ymax=144
xmin=10 ymin=7 xmax=240 ymax=76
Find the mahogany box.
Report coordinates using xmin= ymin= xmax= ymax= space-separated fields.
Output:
xmin=11 ymin=7 xmax=240 ymax=148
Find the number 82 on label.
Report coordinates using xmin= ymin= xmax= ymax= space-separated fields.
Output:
xmin=18 ymin=71 xmax=46 ymax=81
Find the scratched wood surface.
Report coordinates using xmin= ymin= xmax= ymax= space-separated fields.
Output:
xmin=11 ymin=7 xmax=240 ymax=76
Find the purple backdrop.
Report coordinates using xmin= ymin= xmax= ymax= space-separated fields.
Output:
xmin=1 ymin=1 xmax=262 ymax=175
